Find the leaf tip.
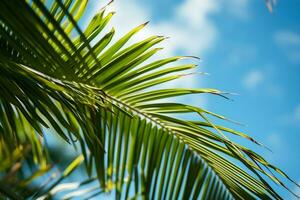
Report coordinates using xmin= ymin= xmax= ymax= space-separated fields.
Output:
xmin=143 ymin=21 xmax=150 ymax=26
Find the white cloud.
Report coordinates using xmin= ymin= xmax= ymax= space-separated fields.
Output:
xmin=243 ymin=69 xmax=264 ymax=89
xmin=274 ymin=30 xmax=300 ymax=64
xmin=87 ymin=0 xmax=251 ymax=56
xmin=85 ymin=0 xmax=217 ymax=58
xmin=275 ymin=31 xmax=300 ymax=46
xmin=225 ymin=0 xmax=250 ymax=19
xmin=177 ymin=0 xmax=219 ymax=27
xmin=84 ymin=0 xmax=220 ymax=108
xmin=242 ymin=68 xmax=283 ymax=97
xmin=84 ymin=0 xmax=251 ymax=106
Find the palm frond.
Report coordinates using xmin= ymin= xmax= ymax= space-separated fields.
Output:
xmin=265 ymin=0 xmax=276 ymax=12
xmin=0 ymin=153 xmax=84 ymax=200
xmin=0 ymin=0 xmax=298 ymax=199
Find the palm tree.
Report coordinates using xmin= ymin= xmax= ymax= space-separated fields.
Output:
xmin=0 ymin=0 xmax=297 ymax=199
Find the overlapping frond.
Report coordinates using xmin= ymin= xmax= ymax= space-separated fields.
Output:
xmin=0 ymin=152 xmax=85 ymax=200
xmin=0 ymin=0 xmax=298 ymax=199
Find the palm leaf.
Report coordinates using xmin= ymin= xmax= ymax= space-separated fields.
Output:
xmin=0 ymin=0 xmax=298 ymax=199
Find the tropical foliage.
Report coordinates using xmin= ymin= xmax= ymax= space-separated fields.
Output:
xmin=0 ymin=0 xmax=297 ymax=199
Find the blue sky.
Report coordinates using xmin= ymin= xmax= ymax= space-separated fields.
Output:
xmin=78 ymin=0 xmax=300 ymax=198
